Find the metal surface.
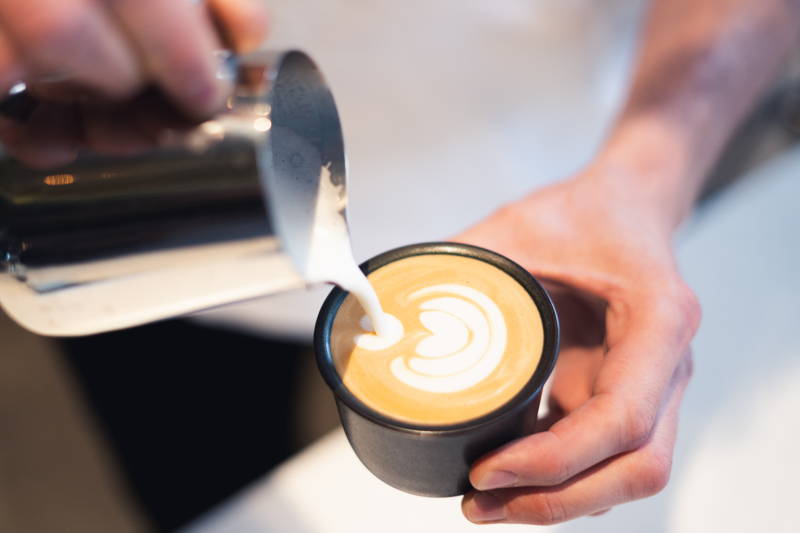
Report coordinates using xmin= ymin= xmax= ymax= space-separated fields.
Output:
xmin=0 ymin=50 xmax=347 ymax=336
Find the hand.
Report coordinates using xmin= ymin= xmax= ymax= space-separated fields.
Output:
xmin=0 ymin=0 xmax=268 ymax=111
xmin=454 ymin=167 xmax=700 ymax=524
xmin=0 ymin=0 xmax=268 ymax=167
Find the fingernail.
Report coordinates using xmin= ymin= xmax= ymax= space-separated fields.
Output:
xmin=475 ymin=470 xmax=518 ymax=490
xmin=465 ymin=492 xmax=506 ymax=523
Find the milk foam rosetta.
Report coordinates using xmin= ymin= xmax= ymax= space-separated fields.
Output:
xmin=330 ymin=254 xmax=544 ymax=426
xmin=357 ymin=283 xmax=507 ymax=394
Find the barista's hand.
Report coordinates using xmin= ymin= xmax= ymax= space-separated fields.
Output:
xmin=0 ymin=0 xmax=268 ymax=114
xmin=0 ymin=0 xmax=268 ymax=167
xmin=453 ymin=166 xmax=700 ymax=524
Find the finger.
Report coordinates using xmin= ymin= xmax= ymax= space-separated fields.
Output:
xmin=590 ymin=508 xmax=611 ymax=517
xmin=208 ymin=0 xmax=269 ymax=52
xmin=0 ymin=0 xmax=140 ymax=98
xmin=107 ymin=0 xmax=230 ymax=118
xmin=462 ymin=355 xmax=691 ymax=525
xmin=0 ymin=27 xmax=23 ymax=92
xmin=469 ymin=293 xmax=699 ymax=489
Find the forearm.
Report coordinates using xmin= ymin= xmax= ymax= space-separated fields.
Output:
xmin=593 ymin=0 xmax=800 ymax=231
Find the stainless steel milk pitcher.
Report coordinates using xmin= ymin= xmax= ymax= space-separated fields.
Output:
xmin=0 ymin=50 xmax=349 ymax=336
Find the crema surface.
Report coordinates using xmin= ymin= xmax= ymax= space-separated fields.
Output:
xmin=330 ymin=254 xmax=543 ymax=425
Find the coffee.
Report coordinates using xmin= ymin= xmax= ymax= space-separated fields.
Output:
xmin=330 ymin=253 xmax=543 ymax=426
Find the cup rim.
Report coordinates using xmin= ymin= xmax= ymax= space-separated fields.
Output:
xmin=314 ymin=241 xmax=560 ymax=435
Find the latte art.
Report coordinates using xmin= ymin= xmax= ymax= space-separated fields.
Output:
xmin=330 ymin=253 xmax=543 ymax=425
xmin=355 ymin=284 xmax=508 ymax=393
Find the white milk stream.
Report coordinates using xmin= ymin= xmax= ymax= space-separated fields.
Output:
xmin=301 ymin=166 xmax=394 ymax=337
xmin=265 ymin=123 xmax=393 ymax=337
xmin=269 ymin=138 xmax=507 ymax=393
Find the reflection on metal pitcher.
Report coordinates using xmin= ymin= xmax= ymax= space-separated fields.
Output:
xmin=0 ymin=50 xmax=349 ymax=336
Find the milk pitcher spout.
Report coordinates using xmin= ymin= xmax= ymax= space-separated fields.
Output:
xmin=0 ymin=50 xmax=349 ymax=336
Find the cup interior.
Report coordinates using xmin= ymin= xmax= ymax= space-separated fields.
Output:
xmin=314 ymin=241 xmax=560 ymax=433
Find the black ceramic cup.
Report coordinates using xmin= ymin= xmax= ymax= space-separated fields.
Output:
xmin=314 ymin=242 xmax=559 ymax=497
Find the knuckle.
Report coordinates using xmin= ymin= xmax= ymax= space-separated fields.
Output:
xmin=683 ymin=351 xmax=695 ymax=380
xmin=619 ymin=402 xmax=657 ymax=450
xmin=654 ymin=281 xmax=702 ymax=336
xmin=520 ymin=492 xmax=569 ymax=525
xmin=631 ymin=452 xmax=673 ymax=498
xmin=676 ymin=350 xmax=695 ymax=383
xmin=547 ymin=454 xmax=571 ymax=485
xmin=538 ymin=433 xmax=572 ymax=484
xmin=676 ymin=283 xmax=702 ymax=335
xmin=494 ymin=202 xmax=524 ymax=225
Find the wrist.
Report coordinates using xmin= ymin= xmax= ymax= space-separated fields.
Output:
xmin=585 ymin=112 xmax=706 ymax=233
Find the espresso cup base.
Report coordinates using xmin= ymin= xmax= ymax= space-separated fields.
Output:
xmin=337 ymin=395 xmax=542 ymax=497
xmin=315 ymin=242 xmax=559 ymax=497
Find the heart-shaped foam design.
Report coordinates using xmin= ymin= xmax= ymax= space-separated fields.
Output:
xmin=354 ymin=283 xmax=508 ymax=393
xmin=415 ymin=309 xmax=470 ymax=357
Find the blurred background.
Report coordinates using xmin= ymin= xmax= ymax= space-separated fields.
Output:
xmin=2 ymin=1 xmax=799 ymax=532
